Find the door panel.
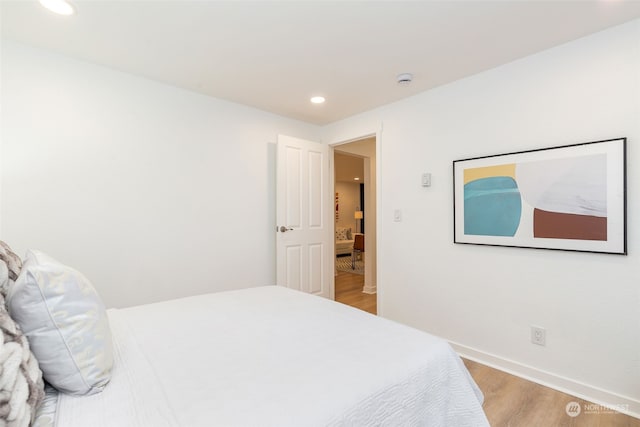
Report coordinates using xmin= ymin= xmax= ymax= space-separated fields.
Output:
xmin=308 ymin=244 xmax=323 ymax=294
xmin=308 ymin=150 xmax=323 ymax=228
xmin=285 ymin=146 xmax=302 ymax=228
xmin=285 ymin=245 xmax=302 ymax=291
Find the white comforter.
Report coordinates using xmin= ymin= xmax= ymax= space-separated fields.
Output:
xmin=56 ymin=286 xmax=488 ymax=426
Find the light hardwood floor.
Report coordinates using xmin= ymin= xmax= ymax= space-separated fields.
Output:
xmin=464 ymin=359 xmax=640 ymax=427
xmin=333 ymin=270 xmax=639 ymax=427
xmin=334 ymin=269 xmax=376 ymax=315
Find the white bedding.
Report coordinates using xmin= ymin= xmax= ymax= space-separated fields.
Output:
xmin=56 ymin=286 xmax=488 ymax=426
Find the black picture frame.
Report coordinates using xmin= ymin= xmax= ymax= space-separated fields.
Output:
xmin=453 ymin=138 xmax=626 ymax=255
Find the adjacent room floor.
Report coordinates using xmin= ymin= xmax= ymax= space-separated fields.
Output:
xmin=334 ymin=270 xmax=376 ymax=315
xmin=334 ymin=273 xmax=639 ymax=427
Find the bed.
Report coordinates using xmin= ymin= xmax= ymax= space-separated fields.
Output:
xmin=2 ymin=246 xmax=489 ymax=427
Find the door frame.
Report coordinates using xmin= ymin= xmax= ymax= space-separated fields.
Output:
xmin=328 ymin=124 xmax=383 ymax=315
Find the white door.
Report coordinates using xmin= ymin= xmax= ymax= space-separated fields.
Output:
xmin=276 ymin=135 xmax=333 ymax=299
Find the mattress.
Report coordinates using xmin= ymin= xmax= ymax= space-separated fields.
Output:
xmin=55 ymin=286 xmax=488 ymax=426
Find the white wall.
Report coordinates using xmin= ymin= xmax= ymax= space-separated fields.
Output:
xmin=335 ymin=181 xmax=360 ymax=231
xmin=323 ymin=20 xmax=640 ymax=415
xmin=0 ymin=41 xmax=320 ymax=308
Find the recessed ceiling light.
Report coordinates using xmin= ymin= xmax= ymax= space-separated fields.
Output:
xmin=310 ymin=96 xmax=325 ymax=104
xmin=39 ymin=0 xmax=75 ymax=15
xmin=354 ymin=177 xmax=360 ymax=181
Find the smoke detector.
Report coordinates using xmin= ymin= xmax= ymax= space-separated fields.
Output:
xmin=396 ymin=73 xmax=413 ymax=85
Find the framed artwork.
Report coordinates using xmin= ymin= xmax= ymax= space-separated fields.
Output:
xmin=453 ymin=138 xmax=626 ymax=255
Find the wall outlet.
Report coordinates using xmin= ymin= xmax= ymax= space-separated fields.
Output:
xmin=531 ymin=326 xmax=546 ymax=346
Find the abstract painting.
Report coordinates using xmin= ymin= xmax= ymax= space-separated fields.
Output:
xmin=453 ymin=138 xmax=626 ymax=254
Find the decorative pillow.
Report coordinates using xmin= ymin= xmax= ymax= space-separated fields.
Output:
xmin=335 ymin=227 xmax=351 ymax=241
xmin=0 ymin=293 xmax=45 ymax=426
xmin=7 ymin=250 xmax=113 ymax=396
xmin=0 ymin=240 xmax=23 ymax=298
xmin=346 ymin=228 xmax=353 ymax=240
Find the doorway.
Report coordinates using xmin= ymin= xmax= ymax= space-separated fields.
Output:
xmin=333 ymin=137 xmax=377 ymax=314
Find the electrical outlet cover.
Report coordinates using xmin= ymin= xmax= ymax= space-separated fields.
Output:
xmin=531 ymin=326 xmax=546 ymax=346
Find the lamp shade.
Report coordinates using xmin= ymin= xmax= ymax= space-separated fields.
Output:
xmin=354 ymin=211 xmax=363 ymax=220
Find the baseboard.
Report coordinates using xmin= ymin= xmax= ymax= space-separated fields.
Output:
xmin=362 ymin=284 xmax=376 ymax=294
xmin=450 ymin=341 xmax=640 ymax=420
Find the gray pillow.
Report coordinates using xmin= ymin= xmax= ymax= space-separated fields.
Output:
xmin=7 ymin=250 xmax=113 ymax=395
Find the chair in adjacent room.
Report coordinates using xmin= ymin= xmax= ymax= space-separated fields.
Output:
xmin=352 ymin=234 xmax=364 ymax=270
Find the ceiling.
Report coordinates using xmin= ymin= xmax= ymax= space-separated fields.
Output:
xmin=335 ymin=152 xmax=364 ymax=183
xmin=2 ymin=1 xmax=640 ymax=125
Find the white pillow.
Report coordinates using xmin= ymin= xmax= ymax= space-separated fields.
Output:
xmin=335 ymin=227 xmax=351 ymax=241
xmin=7 ymin=250 xmax=113 ymax=395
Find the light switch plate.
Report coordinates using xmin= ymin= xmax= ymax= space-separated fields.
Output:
xmin=422 ymin=173 xmax=431 ymax=187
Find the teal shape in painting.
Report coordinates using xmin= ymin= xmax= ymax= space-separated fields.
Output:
xmin=464 ymin=177 xmax=522 ymax=237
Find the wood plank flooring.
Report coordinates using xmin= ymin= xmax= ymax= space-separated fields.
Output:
xmin=464 ymin=358 xmax=640 ymax=427
xmin=334 ymin=270 xmax=376 ymax=315
xmin=333 ymin=271 xmax=639 ymax=426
